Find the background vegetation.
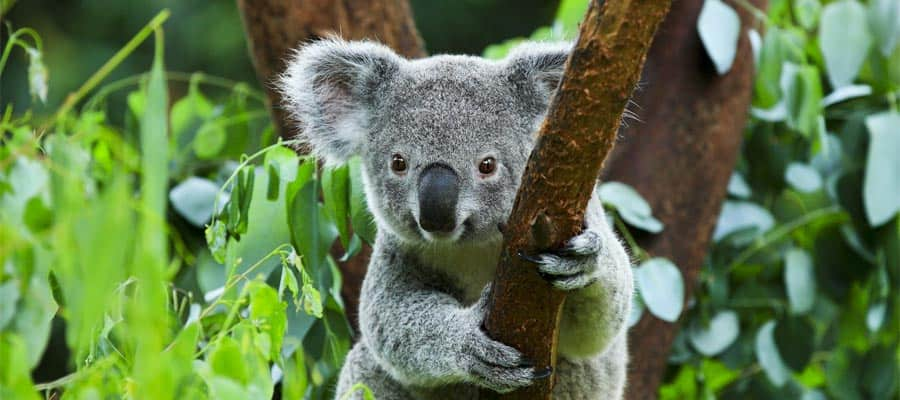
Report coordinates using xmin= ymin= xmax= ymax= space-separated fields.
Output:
xmin=1 ymin=0 xmax=897 ymax=399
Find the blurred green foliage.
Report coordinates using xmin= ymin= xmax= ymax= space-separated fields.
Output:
xmin=1 ymin=0 xmax=898 ymax=399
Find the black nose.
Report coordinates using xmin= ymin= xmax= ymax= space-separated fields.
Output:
xmin=418 ymin=163 xmax=459 ymax=233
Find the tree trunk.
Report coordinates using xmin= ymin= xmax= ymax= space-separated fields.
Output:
xmin=236 ymin=0 xmax=425 ymax=330
xmin=479 ymin=1 xmax=671 ymax=399
xmin=600 ymin=0 xmax=767 ymax=399
xmin=236 ymin=0 xmax=425 ymax=139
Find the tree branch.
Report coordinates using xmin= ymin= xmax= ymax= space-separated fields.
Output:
xmin=480 ymin=1 xmax=672 ymax=399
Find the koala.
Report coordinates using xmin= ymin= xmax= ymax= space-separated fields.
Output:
xmin=279 ymin=38 xmax=633 ymax=400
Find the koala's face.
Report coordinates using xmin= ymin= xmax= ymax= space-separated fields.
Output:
xmin=280 ymin=39 xmax=568 ymax=245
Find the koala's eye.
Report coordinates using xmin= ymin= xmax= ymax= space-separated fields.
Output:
xmin=390 ymin=154 xmax=407 ymax=174
xmin=478 ymin=157 xmax=497 ymax=176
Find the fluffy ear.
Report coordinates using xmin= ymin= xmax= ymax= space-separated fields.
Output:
xmin=279 ymin=38 xmax=403 ymax=164
xmin=504 ymin=42 xmax=572 ymax=106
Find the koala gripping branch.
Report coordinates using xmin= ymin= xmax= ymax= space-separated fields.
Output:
xmin=480 ymin=1 xmax=672 ymax=399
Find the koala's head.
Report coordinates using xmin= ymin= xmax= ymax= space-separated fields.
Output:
xmin=280 ymin=39 xmax=569 ymax=246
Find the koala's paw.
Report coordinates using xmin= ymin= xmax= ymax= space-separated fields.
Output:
xmin=520 ymin=229 xmax=602 ymax=291
xmin=459 ymin=327 xmax=547 ymax=393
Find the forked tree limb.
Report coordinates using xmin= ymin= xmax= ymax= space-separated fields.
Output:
xmin=480 ymin=1 xmax=672 ymax=399
xmin=236 ymin=0 xmax=425 ymax=139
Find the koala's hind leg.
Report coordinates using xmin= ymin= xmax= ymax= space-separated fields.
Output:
xmin=335 ymin=343 xmax=414 ymax=400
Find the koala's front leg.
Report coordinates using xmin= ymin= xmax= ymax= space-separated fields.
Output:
xmin=359 ymin=252 xmax=542 ymax=393
xmin=519 ymin=199 xmax=633 ymax=359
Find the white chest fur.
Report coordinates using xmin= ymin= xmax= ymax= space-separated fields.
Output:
xmin=415 ymin=242 xmax=502 ymax=305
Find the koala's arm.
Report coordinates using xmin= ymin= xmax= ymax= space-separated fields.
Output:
xmin=358 ymin=244 xmax=534 ymax=391
xmin=556 ymin=189 xmax=633 ymax=359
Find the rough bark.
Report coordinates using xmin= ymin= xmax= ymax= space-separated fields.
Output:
xmin=599 ymin=0 xmax=767 ymax=399
xmin=236 ymin=0 xmax=425 ymax=329
xmin=236 ymin=0 xmax=425 ymax=139
xmin=479 ymin=1 xmax=671 ymax=399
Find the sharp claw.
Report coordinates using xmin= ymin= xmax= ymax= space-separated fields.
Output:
xmin=517 ymin=250 xmax=544 ymax=264
xmin=519 ymin=358 xmax=535 ymax=368
xmin=532 ymin=367 xmax=553 ymax=379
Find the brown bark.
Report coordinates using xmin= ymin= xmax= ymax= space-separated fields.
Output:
xmin=479 ymin=1 xmax=671 ymax=399
xmin=237 ymin=0 xmax=425 ymax=330
xmin=236 ymin=0 xmax=425 ymax=139
xmin=600 ymin=0 xmax=766 ymax=399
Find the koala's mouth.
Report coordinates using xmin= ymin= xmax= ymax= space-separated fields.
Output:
xmin=416 ymin=216 xmax=474 ymax=243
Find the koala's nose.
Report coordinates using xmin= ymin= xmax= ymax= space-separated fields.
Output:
xmin=417 ymin=163 xmax=459 ymax=234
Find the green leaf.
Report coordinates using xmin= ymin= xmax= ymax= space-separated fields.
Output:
xmin=322 ymin=164 xmax=352 ymax=248
xmin=209 ymin=336 xmax=249 ymax=384
xmin=860 ymin=344 xmax=899 ymax=399
xmin=868 ymin=0 xmax=900 ymax=56
xmin=784 ymin=248 xmax=816 ymax=314
xmin=22 ymin=195 xmax=52 ymax=232
xmin=756 ymin=320 xmax=792 ymax=387
xmin=688 ymin=310 xmax=740 ymax=356
xmin=169 ymin=177 xmax=220 ymax=227
xmin=865 ymin=301 xmax=886 ymax=332
xmin=713 ymin=201 xmax=775 ymax=241
xmin=599 ymin=181 xmax=663 ymax=233
xmin=822 ymin=84 xmax=872 ymax=107
xmin=819 ymin=0 xmax=872 ymax=88
xmin=634 ymin=258 xmax=684 ymax=322
xmin=248 ymin=281 xmax=287 ymax=362
xmin=206 ymin=220 xmax=228 ymax=264
xmin=193 ymin=123 xmax=227 ymax=159
xmin=0 ymin=281 xmax=20 ymax=330
xmin=627 ymin=293 xmax=644 ymax=328
xmin=282 ymin=351 xmax=308 ymax=399
xmin=782 ymin=63 xmax=823 ymax=136
xmin=0 ymin=334 xmax=41 ymax=400
xmin=774 ymin=316 xmax=815 ymax=371
xmin=697 ymin=0 xmax=741 ymax=75
xmin=170 ymin=78 xmax=213 ymax=150
xmin=793 ymin=0 xmax=821 ymax=30
xmin=728 ymin=172 xmax=752 ymax=198
xmin=785 ymin=162 xmax=822 ymax=193
xmin=348 ymin=157 xmax=376 ymax=244
xmin=863 ymin=112 xmax=900 ymax=226
xmin=294 ymin=255 xmax=323 ymax=319
xmin=826 ymin=349 xmax=864 ymax=400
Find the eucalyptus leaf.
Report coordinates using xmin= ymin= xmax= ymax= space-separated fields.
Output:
xmin=863 ymin=112 xmax=900 ymax=226
xmin=822 ymin=84 xmax=872 ymax=107
xmin=170 ymin=177 xmax=221 ymax=227
xmin=785 ymin=248 xmax=816 ymax=314
xmin=627 ymin=293 xmax=645 ymax=329
xmin=634 ymin=258 xmax=684 ymax=322
xmin=713 ymin=201 xmax=775 ymax=241
xmin=868 ymin=0 xmax=900 ymax=56
xmin=688 ymin=310 xmax=740 ymax=356
xmin=785 ymin=163 xmax=822 ymax=193
xmin=793 ymin=0 xmax=821 ymax=30
xmin=819 ymin=0 xmax=872 ymax=88
xmin=783 ymin=63 xmax=823 ymax=136
xmin=756 ymin=321 xmax=792 ymax=387
xmin=774 ymin=316 xmax=815 ymax=371
xmin=865 ymin=301 xmax=886 ymax=332
xmin=728 ymin=172 xmax=752 ymax=198
xmin=697 ymin=0 xmax=741 ymax=75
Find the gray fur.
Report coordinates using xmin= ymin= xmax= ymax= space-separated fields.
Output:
xmin=280 ymin=38 xmax=633 ymax=400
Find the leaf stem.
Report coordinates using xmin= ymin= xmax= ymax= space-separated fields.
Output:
xmin=727 ymin=206 xmax=843 ymax=270
xmin=42 ymin=9 xmax=171 ymax=131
